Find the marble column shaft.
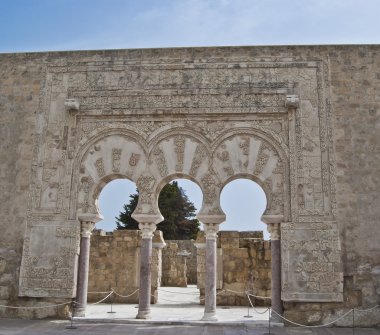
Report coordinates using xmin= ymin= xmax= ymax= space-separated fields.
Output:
xmin=202 ymin=223 xmax=219 ymax=321
xmin=271 ymin=238 xmax=283 ymax=317
xmin=75 ymin=221 xmax=95 ymax=317
xmin=267 ymin=221 xmax=283 ymax=320
xmin=136 ymin=222 xmax=156 ymax=319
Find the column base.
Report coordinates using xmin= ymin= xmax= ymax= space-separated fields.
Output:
xmin=201 ymin=311 xmax=218 ymax=321
xmin=270 ymin=313 xmax=283 ymax=324
xmin=136 ymin=309 xmax=151 ymax=319
xmin=73 ymin=307 xmax=86 ymax=317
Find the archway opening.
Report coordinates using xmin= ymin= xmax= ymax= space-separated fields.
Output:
xmin=88 ymin=178 xmax=140 ymax=305
xmin=220 ymin=178 xmax=268 ymax=239
xmin=219 ymin=178 xmax=271 ymax=311
xmin=97 ymin=178 xmax=138 ymax=231
xmin=157 ymin=178 xmax=203 ymax=305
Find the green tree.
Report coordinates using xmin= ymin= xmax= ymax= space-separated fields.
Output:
xmin=116 ymin=181 xmax=200 ymax=240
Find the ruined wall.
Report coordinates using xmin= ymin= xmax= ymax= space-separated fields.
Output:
xmin=161 ymin=240 xmax=197 ymax=287
xmin=88 ymin=229 xmax=164 ymax=304
xmin=161 ymin=242 xmax=187 ymax=287
xmin=0 ymin=46 xmax=379 ymax=325
xmin=196 ymin=231 xmax=271 ymax=306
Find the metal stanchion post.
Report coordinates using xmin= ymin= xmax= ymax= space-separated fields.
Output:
xmin=262 ymin=307 xmax=271 ymax=334
xmin=107 ymin=292 xmax=116 ymax=314
xmin=244 ymin=292 xmax=253 ymax=318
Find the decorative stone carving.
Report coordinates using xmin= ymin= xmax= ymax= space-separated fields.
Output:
xmin=80 ymin=221 xmax=95 ymax=238
xmin=201 ymin=170 xmax=220 ymax=205
xmin=189 ymin=144 xmax=208 ymax=177
xmin=267 ymin=222 xmax=280 ymax=240
xmin=174 ymin=135 xmax=185 ymax=171
xmin=19 ymin=221 xmax=80 ymax=298
xmin=64 ymin=98 xmax=80 ymax=111
xmin=152 ymin=147 xmax=168 ymax=177
xmin=254 ymin=143 xmax=270 ymax=175
xmin=204 ymin=223 xmax=220 ymax=240
xmin=112 ymin=148 xmax=122 ymax=173
xmin=281 ymin=222 xmax=343 ymax=302
xmin=94 ymin=158 xmax=105 ymax=178
xmin=136 ymin=175 xmax=156 ymax=205
xmin=138 ymin=222 xmax=157 ymax=239
xmin=285 ymin=95 xmax=300 ymax=108
xmin=129 ymin=153 xmax=141 ymax=166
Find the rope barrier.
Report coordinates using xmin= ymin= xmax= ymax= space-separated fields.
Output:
xmin=0 ymin=302 xmax=72 ymax=309
xmin=271 ymin=308 xmax=354 ymax=328
xmin=0 ymin=283 xmax=378 ymax=330
xmin=245 ymin=291 xmax=270 ymax=315
xmin=246 ymin=292 xmax=272 ymax=300
xmin=89 ymin=291 xmax=114 ymax=305
xmin=157 ymin=288 xmax=200 ymax=295
xmin=112 ymin=289 xmax=139 ymax=298
xmin=354 ymin=305 xmax=379 ymax=312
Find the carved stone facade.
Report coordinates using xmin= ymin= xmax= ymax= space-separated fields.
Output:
xmin=0 ymin=46 xmax=379 ymax=325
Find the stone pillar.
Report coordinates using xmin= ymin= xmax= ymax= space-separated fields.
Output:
xmin=262 ymin=215 xmax=283 ymax=322
xmin=136 ymin=222 xmax=156 ymax=319
xmin=202 ymin=223 xmax=220 ymax=321
xmin=74 ymin=220 xmax=95 ymax=317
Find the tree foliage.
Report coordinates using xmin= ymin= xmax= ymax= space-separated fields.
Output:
xmin=116 ymin=181 xmax=200 ymax=240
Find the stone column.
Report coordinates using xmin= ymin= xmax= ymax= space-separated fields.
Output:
xmin=262 ymin=215 xmax=283 ymax=322
xmin=202 ymin=223 xmax=220 ymax=321
xmin=74 ymin=220 xmax=95 ymax=317
xmin=136 ymin=222 xmax=156 ymax=319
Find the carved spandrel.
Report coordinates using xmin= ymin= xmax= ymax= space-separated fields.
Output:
xmin=281 ymin=222 xmax=343 ymax=302
xmin=19 ymin=221 xmax=79 ymax=298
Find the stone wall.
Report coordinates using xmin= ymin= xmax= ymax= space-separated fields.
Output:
xmin=161 ymin=240 xmax=197 ymax=287
xmin=196 ymin=231 xmax=271 ymax=306
xmin=161 ymin=242 xmax=187 ymax=287
xmin=0 ymin=46 xmax=379 ymax=325
xmin=88 ymin=229 xmax=164 ymax=304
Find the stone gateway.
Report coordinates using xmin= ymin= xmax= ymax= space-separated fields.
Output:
xmin=0 ymin=45 xmax=379 ymax=326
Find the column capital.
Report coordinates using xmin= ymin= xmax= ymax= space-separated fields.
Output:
xmin=267 ymin=222 xmax=281 ymax=241
xmin=80 ymin=221 xmax=95 ymax=238
xmin=204 ymin=223 xmax=220 ymax=240
xmin=261 ymin=214 xmax=283 ymax=241
xmin=139 ymin=222 xmax=156 ymax=239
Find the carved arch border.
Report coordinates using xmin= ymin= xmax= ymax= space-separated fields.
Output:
xmin=210 ymin=127 xmax=290 ymax=220
xmin=69 ymin=128 xmax=149 ymax=219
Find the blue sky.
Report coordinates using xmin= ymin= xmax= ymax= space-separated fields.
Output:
xmin=1 ymin=0 xmax=379 ymax=53
xmin=1 ymin=0 xmax=378 ymax=237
